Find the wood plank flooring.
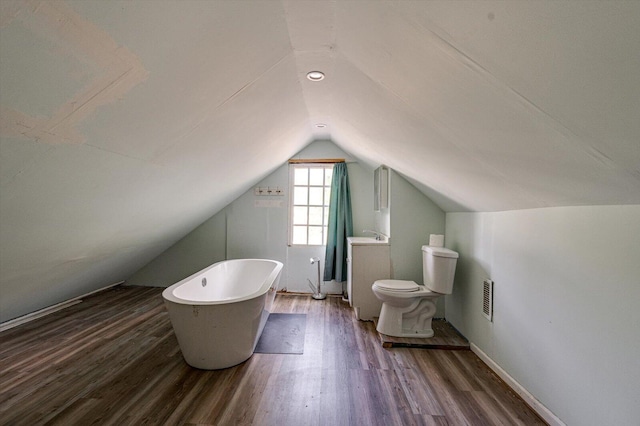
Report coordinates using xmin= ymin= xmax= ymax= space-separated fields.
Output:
xmin=0 ymin=286 xmax=546 ymax=425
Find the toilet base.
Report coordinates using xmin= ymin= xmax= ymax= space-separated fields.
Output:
xmin=375 ymin=297 xmax=438 ymax=338
xmin=377 ymin=327 xmax=434 ymax=339
xmin=376 ymin=319 xmax=435 ymax=338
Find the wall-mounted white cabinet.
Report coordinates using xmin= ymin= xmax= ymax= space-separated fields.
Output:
xmin=374 ymin=166 xmax=389 ymax=212
xmin=347 ymin=237 xmax=391 ymax=321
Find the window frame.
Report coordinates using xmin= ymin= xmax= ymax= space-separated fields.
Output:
xmin=288 ymin=162 xmax=334 ymax=246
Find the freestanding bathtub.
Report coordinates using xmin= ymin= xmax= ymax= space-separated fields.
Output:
xmin=162 ymin=258 xmax=283 ymax=369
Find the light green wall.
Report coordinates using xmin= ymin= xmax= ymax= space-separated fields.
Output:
xmin=126 ymin=209 xmax=227 ymax=287
xmin=128 ymin=141 xmax=377 ymax=292
xmin=128 ymin=143 xmax=446 ymax=306
xmin=388 ymin=169 xmax=446 ymax=316
xmin=445 ymin=205 xmax=640 ymax=426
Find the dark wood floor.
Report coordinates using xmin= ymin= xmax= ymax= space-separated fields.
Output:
xmin=0 ymin=286 xmax=545 ymax=425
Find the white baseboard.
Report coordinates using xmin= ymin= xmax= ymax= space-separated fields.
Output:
xmin=470 ymin=342 xmax=565 ymax=426
xmin=0 ymin=281 xmax=124 ymax=332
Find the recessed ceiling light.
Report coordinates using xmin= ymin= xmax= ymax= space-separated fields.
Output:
xmin=315 ymin=123 xmax=327 ymax=128
xmin=306 ymin=71 xmax=325 ymax=81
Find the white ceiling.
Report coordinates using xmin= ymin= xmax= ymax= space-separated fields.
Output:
xmin=1 ymin=1 xmax=639 ymax=319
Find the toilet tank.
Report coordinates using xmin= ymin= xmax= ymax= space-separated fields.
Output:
xmin=422 ymin=246 xmax=459 ymax=294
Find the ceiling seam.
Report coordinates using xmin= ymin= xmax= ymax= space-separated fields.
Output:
xmin=215 ymin=52 xmax=293 ymax=111
xmin=281 ymin=0 xmax=337 ymax=140
xmin=150 ymin=51 xmax=296 ymax=163
xmin=336 ymin=51 xmax=548 ymax=209
xmin=408 ymin=14 xmax=621 ymax=172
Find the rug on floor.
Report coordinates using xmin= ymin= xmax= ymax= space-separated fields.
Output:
xmin=254 ymin=313 xmax=306 ymax=354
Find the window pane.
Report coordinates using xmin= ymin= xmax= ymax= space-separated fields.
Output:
xmin=324 ymin=168 xmax=333 ymax=186
xmin=294 ymin=167 xmax=308 ymax=185
xmin=309 ymin=168 xmax=324 ymax=186
xmin=308 ymin=226 xmax=323 ymax=245
xmin=292 ymin=226 xmax=307 ymax=245
xmin=309 ymin=207 xmax=324 ymax=225
xmin=293 ymin=206 xmax=308 ymax=225
xmin=293 ymin=187 xmax=308 ymax=205
xmin=289 ymin=164 xmax=334 ymax=246
xmin=309 ymin=187 xmax=323 ymax=206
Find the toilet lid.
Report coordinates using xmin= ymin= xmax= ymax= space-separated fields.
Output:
xmin=375 ymin=280 xmax=420 ymax=292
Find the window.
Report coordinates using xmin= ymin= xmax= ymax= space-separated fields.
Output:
xmin=289 ymin=163 xmax=333 ymax=245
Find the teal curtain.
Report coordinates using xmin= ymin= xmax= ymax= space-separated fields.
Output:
xmin=324 ymin=162 xmax=353 ymax=282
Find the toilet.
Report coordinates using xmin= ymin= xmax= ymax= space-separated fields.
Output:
xmin=372 ymin=245 xmax=458 ymax=338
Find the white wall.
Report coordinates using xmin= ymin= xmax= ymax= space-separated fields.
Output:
xmin=445 ymin=205 xmax=640 ymax=426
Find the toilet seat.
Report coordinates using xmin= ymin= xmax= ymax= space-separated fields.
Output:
xmin=374 ymin=280 xmax=419 ymax=292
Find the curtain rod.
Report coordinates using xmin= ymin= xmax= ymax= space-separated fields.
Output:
xmin=288 ymin=158 xmax=345 ymax=164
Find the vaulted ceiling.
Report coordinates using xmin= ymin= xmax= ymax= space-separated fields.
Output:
xmin=1 ymin=1 xmax=639 ymax=320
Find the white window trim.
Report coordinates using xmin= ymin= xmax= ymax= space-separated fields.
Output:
xmin=288 ymin=162 xmax=335 ymax=246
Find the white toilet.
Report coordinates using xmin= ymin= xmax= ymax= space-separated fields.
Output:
xmin=372 ymin=245 xmax=459 ymax=338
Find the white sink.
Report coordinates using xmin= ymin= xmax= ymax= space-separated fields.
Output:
xmin=348 ymin=236 xmax=389 ymax=245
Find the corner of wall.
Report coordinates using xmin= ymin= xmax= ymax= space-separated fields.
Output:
xmin=126 ymin=209 xmax=227 ymax=287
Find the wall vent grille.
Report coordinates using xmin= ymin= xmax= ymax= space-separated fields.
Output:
xmin=482 ymin=279 xmax=493 ymax=322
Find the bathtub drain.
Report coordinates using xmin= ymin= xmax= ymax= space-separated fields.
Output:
xmin=202 ymin=277 xmax=207 ymax=287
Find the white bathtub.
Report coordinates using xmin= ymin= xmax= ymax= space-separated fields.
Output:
xmin=162 ymin=258 xmax=283 ymax=369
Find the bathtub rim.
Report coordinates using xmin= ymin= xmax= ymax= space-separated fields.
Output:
xmin=162 ymin=258 xmax=283 ymax=306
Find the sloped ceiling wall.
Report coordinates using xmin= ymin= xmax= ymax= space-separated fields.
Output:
xmin=1 ymin=0 xmax=638 ymax=321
